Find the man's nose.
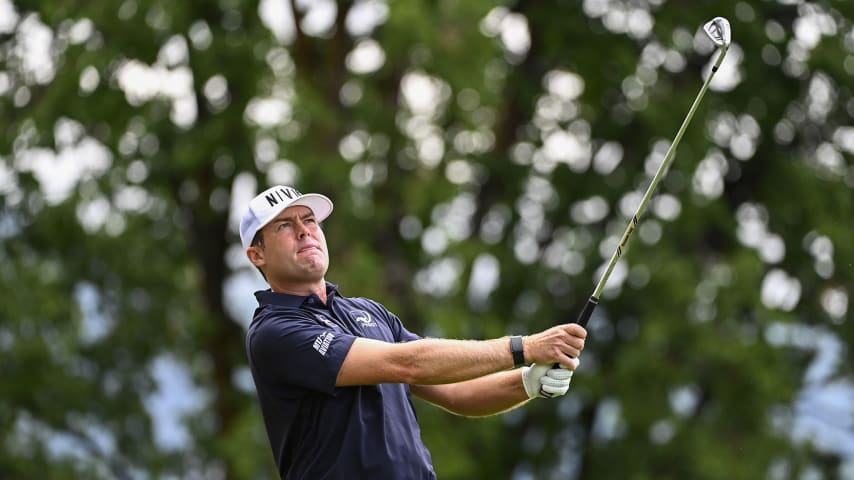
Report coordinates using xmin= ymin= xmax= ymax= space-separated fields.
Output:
xmin=295 ymin=223 xmax=309 ymax=238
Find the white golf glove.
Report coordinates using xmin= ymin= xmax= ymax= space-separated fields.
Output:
xmin=522 ymin=364 xmax=574 ymax=399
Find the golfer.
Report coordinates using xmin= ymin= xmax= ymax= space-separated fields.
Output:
xmin=241 ymin=185 xmax=587 ymax=479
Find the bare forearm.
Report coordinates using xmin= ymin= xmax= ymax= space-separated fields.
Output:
xmin=396 ymin=338 xmax=513 ymax=385
xmin=412 ymin=370 xmax=530 ymax=417
xmin=337 ymin=322 xmax=587 ymax=388
xmin=337 ymin=337 xmax=515 ymax=387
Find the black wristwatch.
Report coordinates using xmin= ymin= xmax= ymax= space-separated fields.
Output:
xmin=509 ymin=335 xmax=525 ymax=367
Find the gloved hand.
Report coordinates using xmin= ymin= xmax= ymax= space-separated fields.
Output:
xmin=522 ymin=364 xmax=574 ymax=399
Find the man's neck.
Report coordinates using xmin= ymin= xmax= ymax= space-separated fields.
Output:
xmin=269 ymin=279 xmax=328 ymax=304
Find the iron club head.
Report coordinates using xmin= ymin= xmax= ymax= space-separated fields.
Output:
xmin=703 ymin=17 xmax=732 ymax=48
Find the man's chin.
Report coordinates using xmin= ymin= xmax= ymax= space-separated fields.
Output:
xmin=299 ymin=261 xmax=328 ymax=279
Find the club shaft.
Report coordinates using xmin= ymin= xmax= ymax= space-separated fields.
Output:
xmin=539 ymin=34 xmax=731 ymax=398
xmin=579 ymin=46 xmax=729 ymax=325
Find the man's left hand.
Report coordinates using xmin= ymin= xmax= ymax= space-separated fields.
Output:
xmin=522 ymin=365 xmax=574 ymax=399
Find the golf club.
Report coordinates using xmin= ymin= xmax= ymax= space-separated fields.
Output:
xmin=535 ymin=17 xmax=732 ymax=397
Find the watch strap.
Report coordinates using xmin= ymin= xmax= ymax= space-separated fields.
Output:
xmin=510 ymin=335 xmax=525 ymax=367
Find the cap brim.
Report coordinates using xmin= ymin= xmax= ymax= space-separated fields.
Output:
xmin=286 ymin=193 xmax=334 ymax=223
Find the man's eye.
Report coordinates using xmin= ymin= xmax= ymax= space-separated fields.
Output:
xmin=305 ymin=218 xmax=316 ymax=224
xmin=277 ymin=223 xmax=290 ymax=230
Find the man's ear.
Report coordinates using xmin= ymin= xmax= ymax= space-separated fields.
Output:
xmin=246 ymin=245 xmax=265 ymax=268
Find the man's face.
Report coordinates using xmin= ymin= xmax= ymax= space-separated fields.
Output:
xmin=249 ymin=205 xmax=329 ymax=286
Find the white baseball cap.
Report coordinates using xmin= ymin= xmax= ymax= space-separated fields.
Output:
xmin=239 ymin=185 xmax=334 ymax=249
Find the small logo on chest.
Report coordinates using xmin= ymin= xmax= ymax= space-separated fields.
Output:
xmin=315 ymin=314 xmax=336 ymax=328
xmin=351 ymin=310 xmax=377 ymax=328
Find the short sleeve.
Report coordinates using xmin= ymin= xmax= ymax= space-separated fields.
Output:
xmin=365 ymin=300 xmax=421 ymax=343
xmin=248 ymin=313 xmax=357 ymax=395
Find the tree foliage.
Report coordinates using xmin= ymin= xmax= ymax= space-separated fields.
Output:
xmin=1 ymin=0 xmax=852 ymax=478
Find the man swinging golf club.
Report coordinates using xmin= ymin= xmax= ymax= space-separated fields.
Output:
xmin=241 ymin=185 xmax=586 ymax=479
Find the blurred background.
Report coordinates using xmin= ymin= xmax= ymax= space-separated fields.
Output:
xmin=1 ymin=0 xmax=853 ymax=478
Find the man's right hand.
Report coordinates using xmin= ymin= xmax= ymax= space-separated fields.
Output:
xmin=522 ymin=323 xmax=587 ymax=370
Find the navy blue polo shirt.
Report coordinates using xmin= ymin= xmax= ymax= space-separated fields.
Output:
xmin=246 ymin=282 xmax=436 ymax=480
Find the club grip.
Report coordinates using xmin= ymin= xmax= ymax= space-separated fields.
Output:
xmin=537 ymin=296 xmax=599 ymax=397
xmin=575 ymin=295 xmax=599 ymax=327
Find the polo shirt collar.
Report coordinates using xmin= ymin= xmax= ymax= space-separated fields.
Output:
xmin=254 ymin=282 xmax=339 ymax=308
